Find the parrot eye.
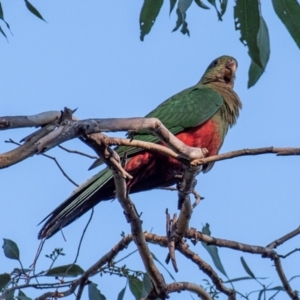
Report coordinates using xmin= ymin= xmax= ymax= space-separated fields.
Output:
xmin=212 ymin=59 xmax=218 ymax=66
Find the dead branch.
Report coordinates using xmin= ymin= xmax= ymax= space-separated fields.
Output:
xmin=35 ymin=117 xmax=206 ymax=161
xmin=273 ymin=255 xmax=299 ymax=300
xmin=165 ymin=164 xmax=202 ymax=272
xmin=165 ymin=282 xmax=212 ymax=300
xmin=0 ymin=111 xmax=61 ymax=130
xmin=113 ymin=171 xmax=168 ymax=299
xmin=186 ymin=228 xmax=274 ymax=255
xmin=6 ymin=139 xmax=79 ymax=186
xmin=58 ymin=145 xmax=98 ymax=159
xmin=266 ymin=225 xmax=300 ymax=249
xmin=177 ymin=241 xmax=236 ymax=299
xmin=0 ymin=123 xmax=57 ymax=168
xmin=79 ymin=133 xmax=133 ymax=180
xmin=193 ymin=147 xmax=300 ymax=166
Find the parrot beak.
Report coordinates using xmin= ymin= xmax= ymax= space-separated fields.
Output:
xmin=224 ymin=59 xmax=237 ymax=83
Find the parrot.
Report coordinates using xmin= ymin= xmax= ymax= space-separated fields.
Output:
xmin=38 ymin=55 xmax=242 ymax=239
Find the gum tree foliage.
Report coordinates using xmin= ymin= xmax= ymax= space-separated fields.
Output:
xmin=0 ymin=0 xmax=300 ymax=87
xmin=1 ymin=1 xmax=300 ymax=300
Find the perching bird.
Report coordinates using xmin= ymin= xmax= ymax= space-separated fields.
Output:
xmin=39 ymin=55 xmax=242 ymax=239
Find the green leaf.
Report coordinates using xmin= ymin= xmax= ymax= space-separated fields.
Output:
xmin=88 ymin=282 xmax=106 ymax=300
xmin=117 ymin=284 xmax=127 ymax=300
xmin=170 ymin=0 xmax=177 ymax=14
xmin=2 ymin=239 xmax=20 ymax=260
xmin=151 ymin=252 xmax=176 ymax=281
xmin=240 ymin=256 xmax=255 ymax=278
xmin=0 ymin=2 xmax=10 ymax=31
xmin=0 ymin=273 xmax=10 ymax=291
xmin=248 ymin=16 xmax=270 ymax=88
xmin=234 ymin=0 xmax=262 ymax=68
xmin=17 ymin=290 xmax=32 ymax=300
xmin=289 ymin=275 xmax=300 ymax=282
xmin=0 ymin=25 xmax=7 ymax=40
xmin=223 ymin=276 xmax=266 ymax=283
xmin=24 ymin=0 xmax=46 ymax=22
xmin=172 ymin=0 xmax=193 ymax=36
xmin=272 ymin=0 xmax=300 ymax=49
xmin=207 ymin=0 xmax=225 ymax=20
xmin=4 ymin=290 xmax=14 ymax=300
xmin=194 ymin=0 xmax=210 ymax=9
xmin=201 ymin=224 xmax=227 ymax=277
xmin=139 ymin=0 xmax=163 ymax=41
xmin=0 ymin=2 xmax=3 ymax=20
xmin=141 ymin=273 xmax=152 ymax=297
xmin=128 ymin=276 xmax=143 ymax=300
xmin=257 ymin=16 xmax=270 ymax=68
xmin=248 ymin=60 xmax=262 ymax=88
xmin=45 ymin=264 xmax=84 ymax=277
xmin=220 ymin=0 xmax=228 ymax=16
xmin=115 ymin=249 xmax=138 ymax=264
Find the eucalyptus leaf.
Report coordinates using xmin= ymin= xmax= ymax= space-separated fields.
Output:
xmin=194 ymin=0 xmax=210 ymax=9
xmin=172 ymin=0 xmax=193 ymax=35
xmin=170 ymin=0 xmax=178 ymax=14
xmin=240 ymin=256 xmax=255 ymax=278
xmin=139 ymin=0 xmax=163 ymax=41
xmin=141 ymin=273 xmax=152 ymax=297
xmin=151 ymin=252 xmax=176 ymax=281
xmin=117 ymin=284 xmax=127 ymax=300
xmin=2 ymin=239 xmax=20 ymax=260
xmin=88 ymin=282 xmax=106 ymax=300
xmin=128 ymin=276 xmax=143 ymax=300
xmin=234 ymin=0 xmax=262 ymax=68
xmin=17 ymin=290 xmax=32 ymax=300
xmin=201 ymin=224 xmax=227 ymax=277
xmin=45 ymin=264 xmax=84 ymax=277
xmin=0 ymin=273 xmax=10 ymax=291
xmin=24 ymin=0 xmax=46 ymax=22
xmin=272 ymin=0 xmax=300 ymax=49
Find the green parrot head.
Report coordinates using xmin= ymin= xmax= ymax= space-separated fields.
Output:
xmin=199 ymin=55 xmax=238 ymax=88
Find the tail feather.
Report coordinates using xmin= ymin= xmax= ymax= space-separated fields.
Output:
xmin=38 ymin=168 xmax=115 ymax=239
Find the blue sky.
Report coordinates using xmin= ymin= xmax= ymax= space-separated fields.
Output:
xmin=1 ymin=1 xmax=300 ymax=299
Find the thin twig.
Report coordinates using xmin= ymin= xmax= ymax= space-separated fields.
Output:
xmin=266 ymin=225 xmax=300 ymax=249
xmin=6 ymin=139 xmax=78 ymax=187
xmin=66 ymin=208 xmax=94 ymax=279
xmin=177 ymin=241 xmax=236 ymax=299
xmin=279 ymin=248 xmax=300 ymax=259
xmin=58 ymin=145 xmax=98 ymax=159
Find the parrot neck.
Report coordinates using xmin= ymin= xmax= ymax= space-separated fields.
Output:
xmin=207 ymin=82 xmax=242 ymax=127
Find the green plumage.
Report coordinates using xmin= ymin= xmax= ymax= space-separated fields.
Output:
xmin=38 ymin=55 xmax=242 ymax=239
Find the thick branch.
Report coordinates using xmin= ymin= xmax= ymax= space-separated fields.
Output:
xmin=113 ymin=171 xmax=168 ymax=299
xmin=177 ymin=241 xmax=236 ymax=299
xmin=0 ymin=124 xmax=57 ymax=169
xmin=166 ymin=282 xmax=212 ymax=300
xmin=35 ymin=117 xmax=206 ymax=161
xmin=0 ymin=111 xmax=61 ymax=130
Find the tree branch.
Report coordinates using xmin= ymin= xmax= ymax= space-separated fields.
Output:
xmin=193 ymin=147 xmax=300 ymax=166
xmin=0 ymin=111 xmax=61 ymax=130
xmin=177 ymin=241 xmax=236 ymax=299
xmin=113 ymin=171 xmax=168 ymax=299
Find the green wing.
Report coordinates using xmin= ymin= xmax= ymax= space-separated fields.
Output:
xmin=90 ymin=85 xmax=224 ymax=169
xmin=117 ymin=85 xmax=223 ymax=155
xmin=39 ymin=85 xmax=224 ymax=238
